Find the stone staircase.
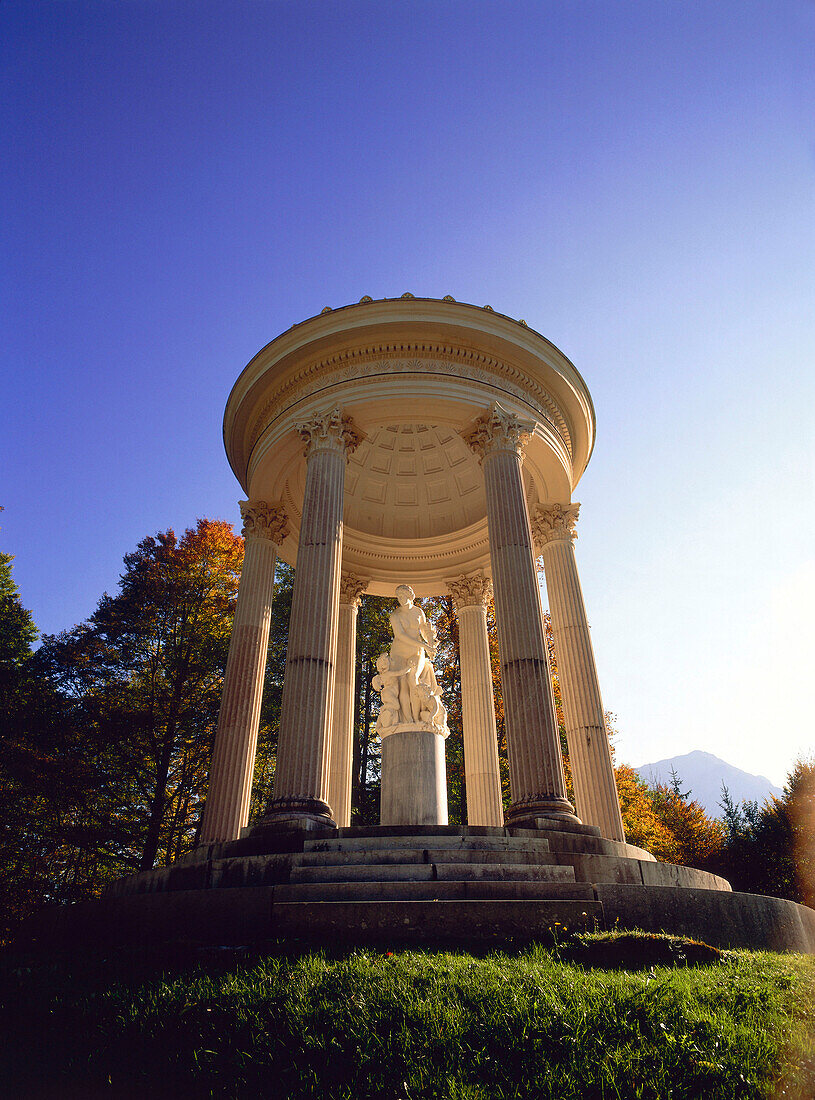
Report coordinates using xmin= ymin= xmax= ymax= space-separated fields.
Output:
xmin=278 ymin=833 xmax=585 ymax=903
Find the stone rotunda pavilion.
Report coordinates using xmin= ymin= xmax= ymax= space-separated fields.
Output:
xmin=29 ymin=296 xmax=815 ymax=952
xmin=200 ymin=292 xmax=623 ymax=849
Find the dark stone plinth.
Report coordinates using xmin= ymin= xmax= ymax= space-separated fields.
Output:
xmin=16 ymin=826 xmax=815 ymax=955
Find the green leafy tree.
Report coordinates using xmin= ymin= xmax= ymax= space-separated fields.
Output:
xmin=715 ymin=758 xmax=815 ymax=904
xmin=35 ymin=520 xmax=243 ymax=874
xmin=0 ymin=541 xmax=58 ymax=937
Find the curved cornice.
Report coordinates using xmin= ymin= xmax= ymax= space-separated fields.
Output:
xmin=223 ymin=296 xmax=596 ymax=489
xmin=248 ymin=348 xmax=571 ymax=459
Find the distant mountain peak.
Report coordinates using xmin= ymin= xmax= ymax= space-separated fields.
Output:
xmin=633 ymin=751 xmax=782 ymax=818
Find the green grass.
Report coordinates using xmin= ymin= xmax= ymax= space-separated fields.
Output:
xmin=1 ymin=936 xmax=813 ymax=1099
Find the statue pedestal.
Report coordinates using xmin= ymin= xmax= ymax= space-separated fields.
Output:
xmin=380 ymin=725 xmax=448 ymax=826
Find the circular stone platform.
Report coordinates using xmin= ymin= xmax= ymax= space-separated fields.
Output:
xmin=22 ymin=826 xmax=815 ymax=954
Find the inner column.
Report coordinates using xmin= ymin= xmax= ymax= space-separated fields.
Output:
xmin=327 ymin=572 xmax=368 ymax=828
xmin=446 ymin=571 xmax=504 ymax=826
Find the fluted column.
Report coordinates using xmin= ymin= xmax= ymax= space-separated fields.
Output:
xmin=532 ymin=503 xmax=625 ymax=841
xmin=446 ymin=572 xmax=504 ymax=826
xmin=327 ymin=572 xmax=369 ymax=827
xmin=260 ymin=408 xmax=364 ymax=831
xmin=463 ymin=404 xmax=578 ymax=828
xmin=200 ymin=501 xmax=289 ymax=843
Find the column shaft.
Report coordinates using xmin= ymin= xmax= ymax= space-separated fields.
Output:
xmin=200 ymin=502 xmax=287 ymax=843
xmin=540 ymin=530 xmax=625 ymax=841
xmin=463 ymin=404 xmax=577 ymax=828
xmin=269 ymin=449 xmax=343 ymax=823
xmin=328 ymin=574 xmax=367 ymax=826
xmin=482 ymin=449 xmax=573 ymax=823
xmin=456 ymin=602 xmax=504 ymax=826
xmin=261 ymin=409 xmax=362 ymax=831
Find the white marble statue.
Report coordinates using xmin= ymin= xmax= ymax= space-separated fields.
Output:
xmin=373 ymin=584 xmax=448 ymax=737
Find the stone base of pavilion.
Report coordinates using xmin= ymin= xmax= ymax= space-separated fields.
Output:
xmin=20 ymin=824 xmax=815 ymax=955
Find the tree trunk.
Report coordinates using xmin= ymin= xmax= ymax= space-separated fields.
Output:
xmin=139 ymin=729 xmax=174 ymax=871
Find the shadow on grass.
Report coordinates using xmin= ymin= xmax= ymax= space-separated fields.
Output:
xmin=0 ymin=931 xmax=811 ymax=1100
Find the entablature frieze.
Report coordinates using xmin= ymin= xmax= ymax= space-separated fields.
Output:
xmin=245 ymin=346 xmax=573 ymax=461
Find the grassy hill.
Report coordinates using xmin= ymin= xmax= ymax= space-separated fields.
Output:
xmin=1 ymin=934 xmax=813 ymax=1099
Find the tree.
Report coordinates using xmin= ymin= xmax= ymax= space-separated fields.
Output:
xmin=786 ymin=757 xmax=815 ymax=906
xmin=0 ymin=539 xmax=65 ymax=938
xmin=0 ymin=549 xmax=37 ymax=678
xmin=614 ymin=764 xmax=675 ymax=858
xmin=648 ymin=780 xmax=724 ymax=868
xmin=35 ymin=520 xmax=243 ymax=874
xmin=715 ymin=757 xmax=815 ymax=905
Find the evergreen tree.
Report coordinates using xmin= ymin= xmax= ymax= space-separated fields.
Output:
xmin=0 ymin=549 xmax=37 ymax=677
xmin=715 ymin=758 xmax=815 ymax=904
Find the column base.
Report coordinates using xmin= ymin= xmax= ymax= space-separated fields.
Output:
xmin=250 ymin=797 xmax=336 ymax=836
xmin=505 ymin=796 xmax=581 ymax=831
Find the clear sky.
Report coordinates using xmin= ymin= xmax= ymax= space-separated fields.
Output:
xmin=3 ymin=1 xmax=813 ymax=786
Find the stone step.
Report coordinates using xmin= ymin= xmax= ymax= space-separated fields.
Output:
xmin=332 ymin=823 xmax=601 ymax=840
xmin=274 ymin=880 xmax=595 ymax=903
xmin=289 ymin=862 xmax=575 ymax=885
xmin=294 ymin=847 xmax=560 ymax=868
xmin=304 ymin=834 xmax=551 ymax=854
xmin=269 ymin=899 xmax=604 ymax=942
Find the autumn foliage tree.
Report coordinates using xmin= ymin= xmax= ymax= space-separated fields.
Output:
xmin=0 ymin=519 xmax=244 ymax=939
xmin=44 ymin=520 xmax=244 ymax=872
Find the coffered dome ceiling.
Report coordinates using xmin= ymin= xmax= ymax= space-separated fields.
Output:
xmin=345 ymin=424 xmax=484 ymax=541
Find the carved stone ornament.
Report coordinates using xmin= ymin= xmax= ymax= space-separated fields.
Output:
xmin=339 ymin=572 xmax=369 ymax=608
xmin=461 ymin=402 xmax=536 ymax=461
xmin=446 ymin=571 xmax=493 ymax=611
xmin=530 ymin=502 xmax=580 ymax=550
xmin=295 ymin=408 xmax=365 ymax=460
xmin=372 ymin=584 xmax=449 ymax=739
xmin=248 ymin=350 xmax=571 ymax=462
xmin=239 ymin=500 xmax=290 ymax=544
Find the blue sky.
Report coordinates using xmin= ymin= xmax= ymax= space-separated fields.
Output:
xmin=3 ymin=1 xmax=814 ymax=785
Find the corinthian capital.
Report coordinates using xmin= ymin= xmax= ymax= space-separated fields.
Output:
xmin=461 ymin=402 xmax=536 ymax=461
xmin=239 ymin=500 xmax=290 ymax=544
xmin=445 ymin=571 xmax=493 ymax=611
xmin=530 ymin=503 xmax=580 ymax=551
xmin=295 ymin=408 xmax=365 ymax=460
xmin=339 ymin=572 xmax=369 ymax=608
